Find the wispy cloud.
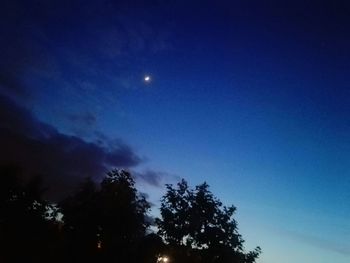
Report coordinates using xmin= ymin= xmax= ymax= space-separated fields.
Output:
xmin=67 ymin=111 xmax=96 ymax=124
xmin=0 ymin=0 xmax=173 ymax=98
xmin=277 ymin=228 xmax=350 ymax=256
xmin=134 ymin=169 xmax=180 ymax=188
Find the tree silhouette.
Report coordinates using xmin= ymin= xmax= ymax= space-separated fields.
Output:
xmin=156 ymin=179 xmax=261 ymax=263
xmin=0 ymin=165 xmax=261 ymax=263
xmin=60 ymin=169 xmax=151 ymax=262
xmin=0 ymin=165 xmax=60 ymax=263
xmin=138 ymin=233 xmax=166 ymax=263
xmin=156 ymin=179 xmax=192 ymax=246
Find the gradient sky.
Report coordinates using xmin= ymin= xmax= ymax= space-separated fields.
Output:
xmin=1 ymin=1 xmax=349 ymax=262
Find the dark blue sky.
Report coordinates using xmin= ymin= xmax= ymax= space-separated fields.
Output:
xmin=1 ymin=1 xmax=349 ymax=262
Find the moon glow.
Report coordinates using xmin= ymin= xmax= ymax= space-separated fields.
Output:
xmin=144 ymin=75 xmax=151 ymax=83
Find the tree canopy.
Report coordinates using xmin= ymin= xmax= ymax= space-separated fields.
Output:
xmin=0 ymin=165 xmax=60 ymax=262
xmin=60 ymin=169 xmax=151 ymax=262
xmin=156 ymin=179 xmax=261 ymax=263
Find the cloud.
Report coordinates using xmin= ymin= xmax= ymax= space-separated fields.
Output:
xmin=0 ymin=95 xmax=142 ymax=201
xmin=66 ymin=112 xmax=98 ymax=136
xmin=278 ymin=228 xmax=350 ymax=256
xmin=134 ymin=169 xmax=180 ymax=188
xmin=135 ymin=170 xmax=165 ymax=187
xmin=67 ymin=112 xmax=97 ymax=127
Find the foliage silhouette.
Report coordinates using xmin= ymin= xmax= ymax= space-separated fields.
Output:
xmin=0 ymin=165 xmax=60 ymax=263
xmin=60 ymin=169 xmax=151 ymax=262
xmin=156 ymin=179 xmax=261 ymax=263
xmin=0 ymin=166 xmax=260 ymax=263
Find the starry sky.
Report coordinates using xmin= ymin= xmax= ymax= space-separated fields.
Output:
xmin=1 ymin=1 xmax=349 ymax=262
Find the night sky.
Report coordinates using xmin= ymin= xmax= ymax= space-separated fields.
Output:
xmin=1 ymin=1 xmax=349 ymax=262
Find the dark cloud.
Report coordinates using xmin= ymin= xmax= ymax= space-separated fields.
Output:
xmin=0 ymin=95 xmax=142 ymax=201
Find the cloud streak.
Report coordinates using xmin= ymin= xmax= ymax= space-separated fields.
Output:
xmin=278 ymin=228 xmax=350 ymax=257
xmin=134 ymin=170 xmax=169 ymax=188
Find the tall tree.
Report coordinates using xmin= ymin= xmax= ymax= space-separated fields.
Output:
xmin=0 ymin=165 xmax=60 ymax=263
xmin=156 ymin=179 xmax=192 ymax=246
xmin=60 ymin=169 xmax=151 ymax=262
xmin=156 ymin=179 xmax=261 ymax=263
